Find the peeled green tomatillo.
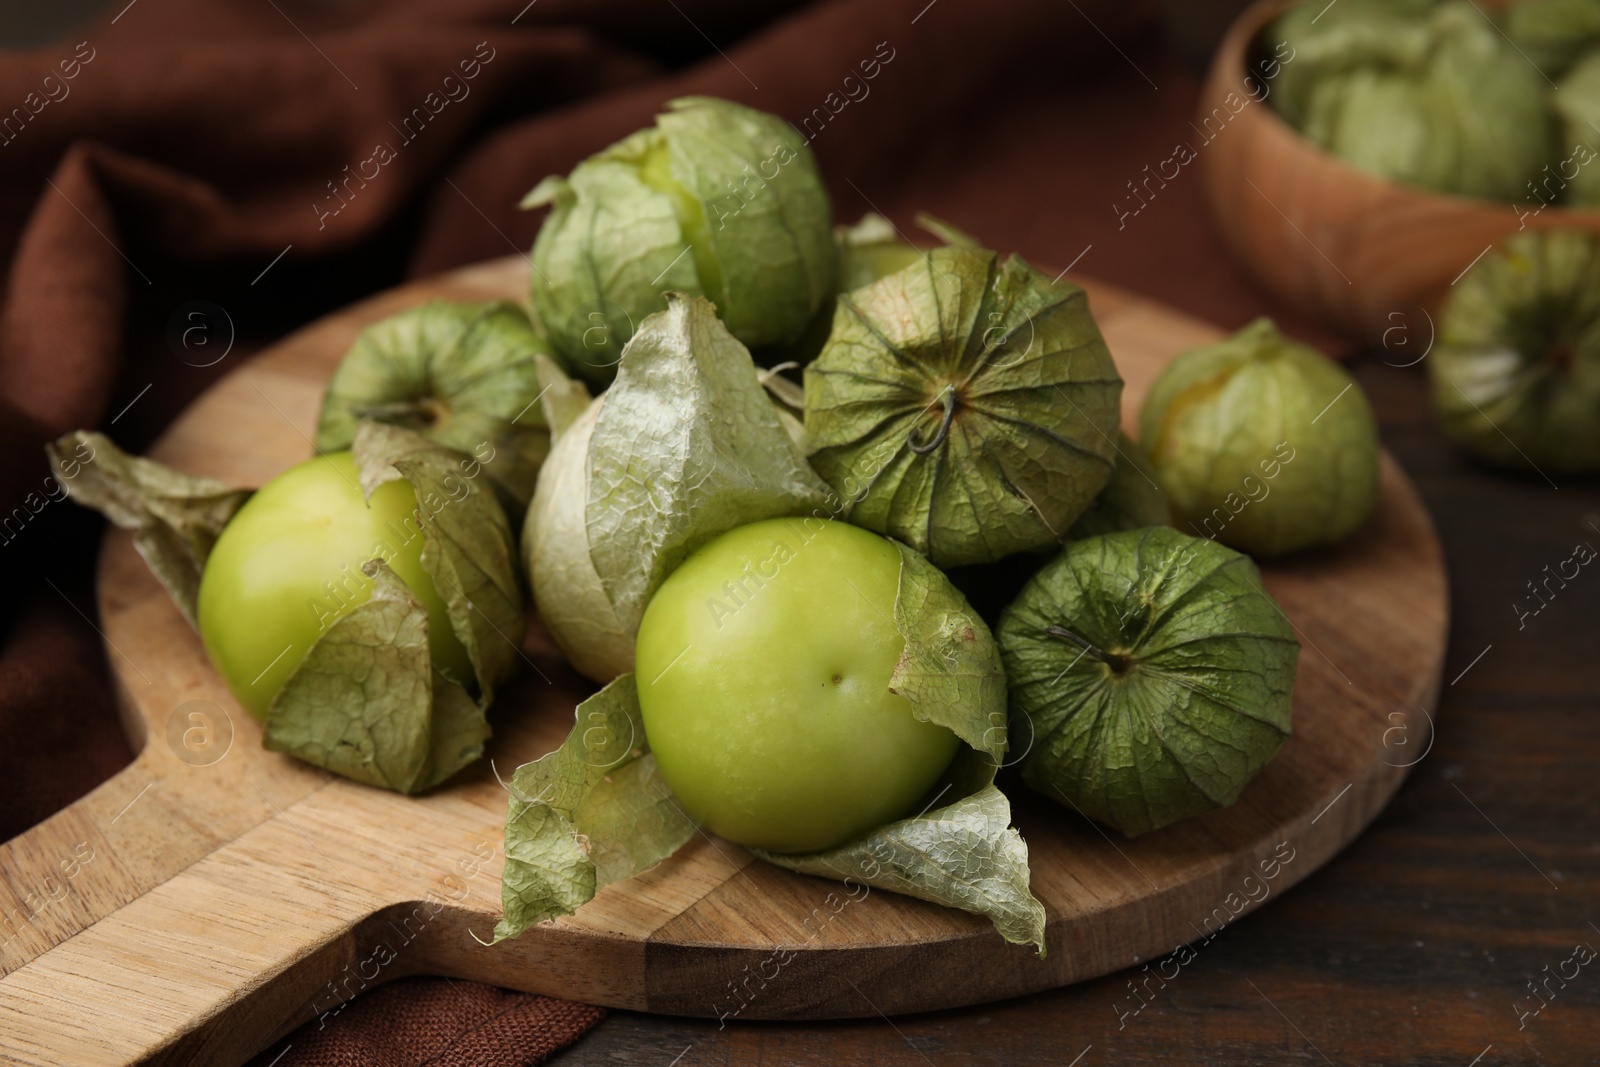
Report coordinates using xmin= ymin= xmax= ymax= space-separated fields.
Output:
xmin=634 ymin=518 xmax=964 ymax=854
xmin=197 ymin=451 xmax=470 ymax=720
xmin=1139 ymin=318 xmax=1379 ymax=558
xmin=1430 ymin=229 xmax=1600 ymax=476
xmin=524 ymin=97 xmax=835 ymax=386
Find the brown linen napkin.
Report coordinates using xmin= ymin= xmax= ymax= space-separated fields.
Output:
xmin=243 ymin=979 xmax=606 ymax=1067
xmin=0 ymin=1 xmax=1328 ymax=1064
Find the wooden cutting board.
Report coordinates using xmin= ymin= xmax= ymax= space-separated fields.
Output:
xmin=0 ymin=257 xmax=1448 ymax=1067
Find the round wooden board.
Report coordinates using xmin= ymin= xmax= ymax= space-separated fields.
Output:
xmin=0 ymin=257 xmax=1448 ymax=1067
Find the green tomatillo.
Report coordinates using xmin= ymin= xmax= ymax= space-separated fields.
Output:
xmin=804 ymin=245 xmax=1123 ymax=568
xmin=197 ymin=451 xmax=470 ymax=720
xmin=1139 ymin=318 xmax=1379 ymax=558
xmin=523 ymin=97 xmax=835 ymax=387
xmin=316 ymin=300 xmax=583 ymax=515
xmin=49 ymin=425 xmax=524 ymax=794
xmin=634 ymin=518 xmax=966 ymax=854
xmin=998 ymin=526 xmax=1299 ymax=837
xmin=1430 ymin=228 xmax=1600 ymax=476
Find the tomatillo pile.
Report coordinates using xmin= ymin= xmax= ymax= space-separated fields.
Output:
xmin=54 ymin=94 xmax=1387 ymax=959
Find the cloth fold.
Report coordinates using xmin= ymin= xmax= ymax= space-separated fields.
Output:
xmin=0 ymin=2 xmax=1324 ymax=1064
xmin=242 ymin=978 xmax=607 ymax=1067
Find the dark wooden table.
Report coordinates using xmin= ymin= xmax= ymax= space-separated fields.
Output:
xmin=548 ymin=359 xmax=1600 ymax=1066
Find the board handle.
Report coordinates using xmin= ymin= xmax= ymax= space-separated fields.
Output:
xmin=0 ymin=760 xmax=512 ymax=1066
xmin=0 ymin=754 xmax=168 ymax=977
xmin=1 ymin=739 xmax=322 ymax=970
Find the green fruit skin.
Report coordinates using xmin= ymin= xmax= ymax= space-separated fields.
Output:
xmin=634 ymin=517 xmax=961 ymax=854
xmin=1139 ymin=319 xmax=1380 ymax=558
xmin=197 ymin=452 xmax=471 ymax=721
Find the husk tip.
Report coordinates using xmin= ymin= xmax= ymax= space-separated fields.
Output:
xmin=520 ymin=175 xmax=570 ymax=210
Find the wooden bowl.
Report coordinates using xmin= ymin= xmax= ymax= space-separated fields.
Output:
xmin=1199 ymin=0 xmax=1600 ymax=344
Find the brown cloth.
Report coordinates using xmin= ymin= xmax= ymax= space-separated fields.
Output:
xmin=242 ymin=979 xmax=607 ymax=1067
xmin=0 ymin=1 xmax=1326 ymax=1064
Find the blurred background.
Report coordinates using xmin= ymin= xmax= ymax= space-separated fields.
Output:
xmin=0 ymin=2 xmax=120 ymax=49
xmin=0 ymin=2 xmax=1268 ymax=63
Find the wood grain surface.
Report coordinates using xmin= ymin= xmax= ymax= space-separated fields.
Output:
xmin=0 ymin=257 xmax=1447 ymax=1067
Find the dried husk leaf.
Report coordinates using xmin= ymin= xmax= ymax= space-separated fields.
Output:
xmin=754 ymin=782 xmax=1045 ymax=954
xmin=493 ymin=674 xmax=696 ymax=941
xmin=262 ymin=561 xmax=490 ymax=793
xmin=46 ymin=431 xmax=251 ymax=628
xmin=524 ymin=293 xmax=833 ymax=683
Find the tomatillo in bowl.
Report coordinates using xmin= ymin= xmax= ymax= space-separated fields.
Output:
xmin=634 ymin=517 xmax=963 ymax=854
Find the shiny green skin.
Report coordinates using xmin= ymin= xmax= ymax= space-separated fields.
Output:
xmin=197 ymin=452 xmax=471 ymax=721
xmin=634 ymin=518 xmax=961 ymax=854
xmin=1139 ymin=318 xmax=1379 ymax=558
xmin=1430 ymin=229 xmax=1600 ymax=475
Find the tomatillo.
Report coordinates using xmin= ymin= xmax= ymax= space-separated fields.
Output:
xmin=196 ymin=451 xmax=471 ymax=721
xmin=634 ymin=517 xmax=962 ymax=854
